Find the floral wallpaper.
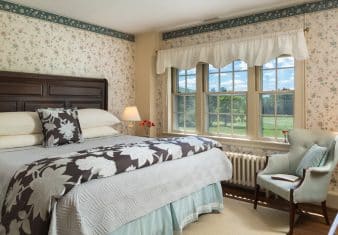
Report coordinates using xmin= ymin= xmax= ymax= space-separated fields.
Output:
xmin=0 ymin=10 xmax=135 ymax=133
xmin=158 ymin=8 xmax=338 ymax=192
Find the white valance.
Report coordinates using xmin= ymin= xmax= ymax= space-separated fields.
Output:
xmin=156 ymin=29 xmax=309 ymax=74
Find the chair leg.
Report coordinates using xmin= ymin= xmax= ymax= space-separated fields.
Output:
xmin=287 ymin=203 xmax=296 ymax=235
xmin=321 ymin=201 xmax=330 ymax=225
xmin=253 ymin=184 xmax=260 ymax=209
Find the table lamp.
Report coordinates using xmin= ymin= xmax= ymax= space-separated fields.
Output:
xmin=121 ymin=106 xmax=141 ymax=128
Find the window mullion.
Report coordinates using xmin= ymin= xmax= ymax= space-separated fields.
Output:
xmin=274 ymin=64 xmax=278 ymax=139
xmin=217 ymin=95 xmax=220 ymax=134
xmin=183 ymin=95 xmax=186 ymax=131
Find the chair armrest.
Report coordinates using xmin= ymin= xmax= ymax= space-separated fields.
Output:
xmin=259 ymin=153 xmax=290 ymax=175
xmin=308 ymin=165 xmax=331 ymax=174
xmin=293 ymin=168 xmax=330 ymax=203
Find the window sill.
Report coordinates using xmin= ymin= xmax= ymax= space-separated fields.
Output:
xmin=161 ymin=132 xmax=290 ymax=152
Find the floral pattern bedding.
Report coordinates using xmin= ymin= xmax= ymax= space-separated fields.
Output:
xmin=0 ymin=136 xmax=221 ymax=235
xmin=37 ymin=108 xmax=83 ymax=147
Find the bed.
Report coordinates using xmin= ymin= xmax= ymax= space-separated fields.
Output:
xmin=0 ymin=71 xmax=232 ymax=235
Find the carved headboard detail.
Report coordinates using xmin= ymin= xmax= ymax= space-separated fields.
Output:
xmin=0 ymin=71 xmax=108 ymax=112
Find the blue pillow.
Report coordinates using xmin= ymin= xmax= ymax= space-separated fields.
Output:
xmin=295 ymin=144 xmax=328 ymax=177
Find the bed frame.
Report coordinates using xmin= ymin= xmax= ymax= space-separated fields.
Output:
xmin=0 ymin=71 xmax=108 ymax=112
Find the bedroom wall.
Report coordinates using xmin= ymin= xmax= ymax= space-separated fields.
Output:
xmin=0 ymin=10 xmax=135 ymax=133
xmin=134 ymin=32 xmax=161 ymax=137
xmin=156 ymin=8 xmax=338 ymax=193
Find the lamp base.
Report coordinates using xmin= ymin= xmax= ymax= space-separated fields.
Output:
xmin=127 ymin=122 xmax=134 ymax=128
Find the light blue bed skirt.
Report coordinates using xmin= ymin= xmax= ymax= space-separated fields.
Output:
xmin=108 ymin=182 xmax=223 ymax=235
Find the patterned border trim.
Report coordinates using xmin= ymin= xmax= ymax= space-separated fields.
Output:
xmin=0 ymin=0 xmax=135 ymax=42
xmin=163 ymin=0 xmax=338 ymax=40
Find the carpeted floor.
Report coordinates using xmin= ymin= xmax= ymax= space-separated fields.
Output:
xmin=181 ymin=198 xmax=291 ymax=235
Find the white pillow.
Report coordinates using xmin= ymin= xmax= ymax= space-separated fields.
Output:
xmin=0 ymin=134 xmax=43 ymax=149
xmin=78 ymin=109 xmax=120 ymax=129
xmin=0 ymin=112 xmax=42 ymax=136
xmin=82 ymin=126 xmax=119 ymax=139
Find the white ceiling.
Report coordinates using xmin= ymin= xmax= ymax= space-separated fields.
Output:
xmin=8 ymin=0 xmax=312 ymax=34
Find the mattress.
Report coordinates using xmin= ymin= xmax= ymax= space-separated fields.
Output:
xmin=0 ymin=135 xmax=232 ymax=235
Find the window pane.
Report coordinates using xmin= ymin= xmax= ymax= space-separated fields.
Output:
xmin=185 ymin=96 xmax=195 ymax=130
xmin=233 ymin=115 xmax=246 ymax=135
xmin=186 ymin=75 xmax=196 ymax=92
xmin=277 ymin=94 xmax=294 ymax=115
xmin=262 ymin=116 xmax=276 ymax=137
xmin=175 ymin=96 xmax=184 ymax=113
xmin=219 ymin=95 xmax=231 ymax=113
xmin=185 ymin=95 xmax=195 ymax=112
xmin=277 ymin=56 xmax=294 ymax=68
xmin=233 ymin=95 xmax=247 ymax=114
xmin=277 ymin=68 xmax=294 ymax=91
xmin=234 ymin=60 xmax=247 ymax=71
xmin=261 ymin=94 xmax=275 ymax=115
xmin=178 ymin=70 xmax=185 ymax=76
xmin=208 ymin=114 xmax=218 ymax=133
xmin=276 ymin=116 xmax=293 ymax=138
xmin=186 ymin=68 xmax=196 ymax=75
xmin=263 ymin=59 xmax=276 ymax=69
xmin=209 ymin=65 xmax=219 ymax=73
xmin=185 ymin=111 xmax=195 ymax=130
xmin=208 ymin=95 xmax=218 ymax=113
xmin=220 ymin=63 xmax=232 ymax=72
xmin=176 ymin=113 xmax=184 ymax=130
xmin=178 ymin=76 xmax=185 ymax=93
xmin=262 ymin=70 xmax=276 ymax=91
xmin=208 ymin=73 xmax=219 ymax=92
xmin=219 ymin=114 xmax=232 ymax=134
xmin=234 ymin=71 xmax=248 ymax=91
xmin=220 ymin=73 xmax=232 ymax=92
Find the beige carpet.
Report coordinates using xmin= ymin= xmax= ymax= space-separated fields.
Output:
xmin=181 ymin=198 xmax=290 ymax=235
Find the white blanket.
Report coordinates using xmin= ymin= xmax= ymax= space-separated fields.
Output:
xmin=0 ymin=135 xmax=232 ymax=235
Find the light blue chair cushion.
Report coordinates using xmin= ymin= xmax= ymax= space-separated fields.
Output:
xmin=257 ymin=174 xmax=300 ymax=200
xmin=295 ymin=144 xmax=327 ymax=177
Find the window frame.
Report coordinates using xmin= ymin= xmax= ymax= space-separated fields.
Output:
xmin=171 ymin=67 xmax=200 ymax=133
xmin=204 ymin=62 xmax=249 ymax=137
xmin=257 ymin=56 xmax=296 ymax=140
xmin=168 ymin=57 xmax=304 ymax=142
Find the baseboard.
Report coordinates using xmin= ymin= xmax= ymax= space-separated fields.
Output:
xmin=327 ymin=191 xmax=338 ymax=210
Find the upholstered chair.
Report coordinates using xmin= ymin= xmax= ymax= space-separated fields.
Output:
xmin=253 ymin=129 xmax=338 ymax=235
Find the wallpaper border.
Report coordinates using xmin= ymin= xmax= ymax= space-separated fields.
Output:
xmin=0 ymin=0 xmax=135 ymax=42
xmin=162 ymin=0 xmax=338 ymax=40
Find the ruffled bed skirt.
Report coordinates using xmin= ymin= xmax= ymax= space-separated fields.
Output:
xmin=108 ymin=182 xmax=223 ymax=235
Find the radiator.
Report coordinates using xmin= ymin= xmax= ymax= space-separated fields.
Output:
xmin=225 ymin=152 xmax=266 ymax=188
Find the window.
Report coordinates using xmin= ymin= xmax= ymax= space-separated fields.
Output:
xmin=206 ymin=61 xmax=248 ymax=136
xmin=173 ymin=68 xmax=196 ymax=132
xmin=259 ymin=56 xmax=295 ymax=138
xmin=169 ymin=55 xmax=303 ymax=141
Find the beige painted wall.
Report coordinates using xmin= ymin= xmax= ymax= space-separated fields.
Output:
xmin=134 ymin=32 xmax=161 ymax=136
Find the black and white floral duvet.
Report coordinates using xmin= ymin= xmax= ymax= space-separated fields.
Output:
xmin=0 ymin=136 xmax=226 ymax=235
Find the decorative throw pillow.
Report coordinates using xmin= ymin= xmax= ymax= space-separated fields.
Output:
xmin=37 ymin=108 xmax=83 ymax=147
xmin=295 ymin=144 xmax=328 ymax=177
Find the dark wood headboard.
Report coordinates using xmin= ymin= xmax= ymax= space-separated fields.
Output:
xmin=0 ymin=71 xmax=108 ymax=112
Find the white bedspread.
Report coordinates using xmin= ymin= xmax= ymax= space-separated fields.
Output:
xmin=0 ymin=135 xmax=232 ymax=235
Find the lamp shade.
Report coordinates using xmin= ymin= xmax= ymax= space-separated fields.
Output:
xmin=121 ymin=106 xmax=141 ymax=121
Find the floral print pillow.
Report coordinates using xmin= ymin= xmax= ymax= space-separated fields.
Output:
xmin=37 ymin=108 xmax=83 ymax=147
